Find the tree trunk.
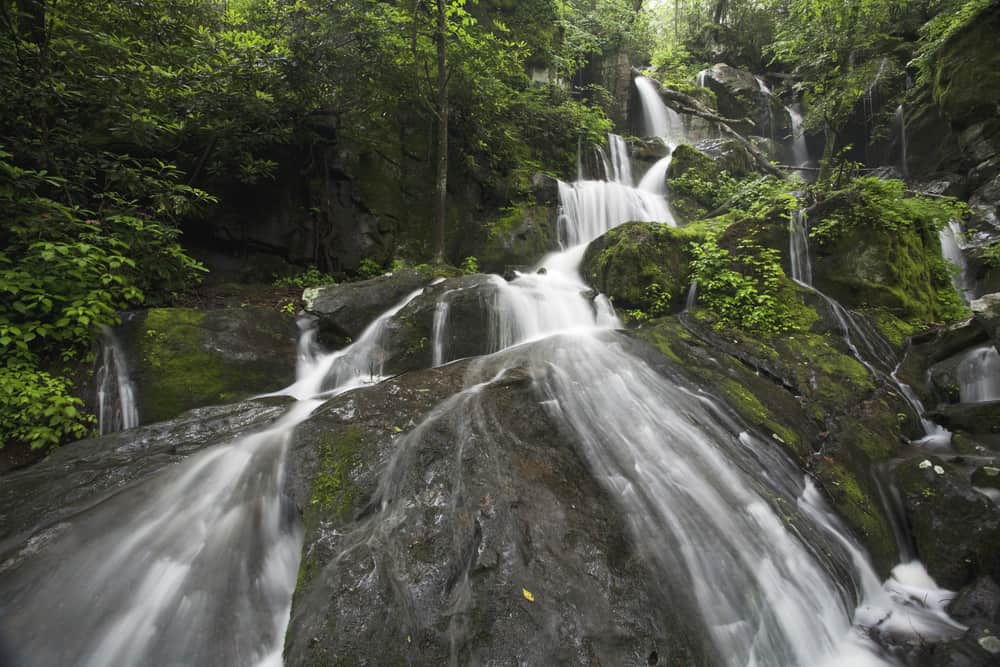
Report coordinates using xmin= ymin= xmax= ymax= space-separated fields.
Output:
xmin=432 ymin=0 xmax=448 ymax=265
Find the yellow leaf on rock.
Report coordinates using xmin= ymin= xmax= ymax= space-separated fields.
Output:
xmin=522 ymin=588 xmax=535 ymax=603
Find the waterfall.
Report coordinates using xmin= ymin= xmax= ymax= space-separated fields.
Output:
xmin=789 ymin=208 xmax=812 ymax=285
xmin=607 ymin=133 xmax=633 ymax=185
xmin=787 ymin=104 xmax=810 ymax=168
xmin=476 ymin=147 xmax=961 ymax=666
xmin=95 ymin=324 xmax=139 ymax=435
xmin=0 ymin=288 xmax=429 ymax=666
xmin=431 ymin=297 xmax=451 ymax=367
xmin=634 ymin=75 xmax=685 ymax=143
xmin=939 ymin=219 xmax=974 ymax=303
xmin=787 ymin=211 xmax=952 ymax=446
xmin=696 ymin=69 xmax=709 ymax=88
xmin=895 ymin=104 xmax=908 ymax=178
xmin=755 ymin=76 xmax=776 ymax=142
xmin=957 ymin=344 xmax=1000 ymax=403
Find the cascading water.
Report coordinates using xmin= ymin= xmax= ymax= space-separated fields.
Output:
xmin=789 ymin=208 xmax=812 ymax=285
xmin=756 ymin=76 xmax=776 ymax=142
xmin=470 ymin=130 xmax=960 ymax=665
xmin=786 ymin=209 xmax=953 ymax=446
xmin=957 ymin=344 xmax=1000 ymax=403
xmin=787 ymin=103 xmax=810 ymax=168
xmin=895 ymin=105 xmax=908 ymax=179
xmin=939 ymin=219 xmax=975 ymax=303
xmin=634 ymin=75 xmax=685 ymax=142
xmin=95 ymin=324 xmax=139 ymax=435
xmin=0 ymin=288 xmax=429 ymax=666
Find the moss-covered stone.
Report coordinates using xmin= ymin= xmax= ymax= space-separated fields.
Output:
xmin=581 ymin=221 xmax=712 ymax=320
xmin=931 ymin=4 xmax=1000 ymax=130
xmin=896 ymin=456 xmax=1000 ymax=589
xmin=130 ymin=307 xmax=297 ymax=424
xmin=478 ymin=200 xmax=559 ymax=273
xmin=815 ymin=458 xmax=898 ymax=572
xmin=809 ymin=180 xmax=969 ymax=326
xmin=666 ymin=144 xmax=724 ymax=223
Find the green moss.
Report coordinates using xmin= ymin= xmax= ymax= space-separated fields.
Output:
xmin=310 ymin=426 xmax=363 ymax=518
xmin=297 ymin=426 xmax=366 ymax=592
xmin=582 ymin=222 xmax=709 ymax=319
xmin=817 ymin=459 xmax=897 ymax=575
xmin=717 ymin=378 xmax=803 ymax=456
xmin=864 ymin=308 xmax=921 ymax=349
xmin=139 ymin=308 xmax=228 ymax=423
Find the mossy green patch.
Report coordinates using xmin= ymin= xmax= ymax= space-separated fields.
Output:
xmin=138 ymin=308 xmax=227 ymax=423
xmin=581 ymin=221 xmax=710 ymax=320
xmin=817 ymin=458 xmax=897 ymax=576
xmin=717 ymin=378 xmax=803 ymax=456
xmin=135 ymin=307 xmax=294 ymax=423
xmin=297 ymin=426 xmax=366 ymax=592
xmin=310 ymin=426 xmax=364 ymax=519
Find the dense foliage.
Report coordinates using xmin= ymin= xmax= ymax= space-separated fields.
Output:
xmin=0 ymin=0 xmax=626 ymax=450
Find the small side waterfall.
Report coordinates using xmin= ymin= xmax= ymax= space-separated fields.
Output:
xmin=95 ymin=324 xmax=139 ymax=435
xmin=634 ymin=75 xmax=685 ymax=142
xmin=895 ymin=104 xmax=908 ymax=178
xmin=787 ymin=209 xmax=952 ymax=446
xmin=789 ymin=208 xmax=812 ymax=285
xmin=957 ymin=344 xmax=1000 ymax=403
xmin=755 ymin=76 xmax=776 ymax=142
xmin=939 ymin=219 xmax=974 ymax=303
xmin=787 ymin=104 xmax=810 ymax=168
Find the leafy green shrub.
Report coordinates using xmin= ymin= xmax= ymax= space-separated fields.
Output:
xmin=273 ymin=267 xmax=336 ymax=289
xmin=0 ymin=362 xmax=91 ymax=450
xmin=624 ymin=282 xmax=672 ymax=323
xmin=689 ymin=235 xmax=795 ymax=334
xmin=355 ymin=258 xmax=383 ymax=280
xmin=460 ymin=256 xmax=480 ymax=274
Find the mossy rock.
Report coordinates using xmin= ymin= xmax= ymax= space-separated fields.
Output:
xmin=477 ymin=200 xmax=559 ymax=273
xmin=635 ymin=310 xmax=906 ymax=575
xmin=666 ymin=144 xmax=723 ymax=222
xmin=127 ymin=307 xmax=297 ymax=424
xmin=810 ymin=192 xmax=967 ymax=326
xmin=895 ymin=456 xmax=1000 ymax=589
xmin=581 ymin=221 xmax=710 ymax=319
xmin=931 ymin=3 xmax=1000 ymax=130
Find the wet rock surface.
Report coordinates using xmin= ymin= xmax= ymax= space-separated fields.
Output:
xmin=117 ymin=307 xmax=298 ymax=425
xmin=303 ymin=268 xmax=432 ymax=347
xmin=0 ymin=397 xmax=291 ymax=549
xmin=581 ymin=222 xmax=704 ymax=316
xmin=285 ymin=346 xmax=709 ymax=666
xmin=895 ymin=456 xmax=1000 ymax=590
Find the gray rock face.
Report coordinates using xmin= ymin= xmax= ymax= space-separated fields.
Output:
xmin=972 ymin=293 xmax=1000 ymax=353
xmin=110 ymin=307 xmax=299 ymax=425
xmin=895 ymin=456 xmax=1000 ymax=590
xmin=0 ymin=397 xmax=291 ymax=548
xmin=304 ymin=269 xmax=430 ymax=347
xmin=699 ymin=63 xmax=788 ymax=140
xmin=284 ymin=347 xmax=710 ymax=666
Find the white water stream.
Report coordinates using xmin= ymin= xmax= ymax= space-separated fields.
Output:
xmin=2 ymin=88 xmax=971 ymax=667
xmin=0 ymin=288 xmax=428 ymax=666
xmin=95 ymin=324 xmax=139 ymax=435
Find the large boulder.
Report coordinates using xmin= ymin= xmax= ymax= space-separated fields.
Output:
xmin=285 ymin=345 xmax=710 ymax=666
xmin=580 ymin=221 xmax=706 ymax=318
xmin=303 ymin=268 xmax=432 ymax=347
xmin=116 ymin=307 xmax=298 ymax=426
xmin=895 ymin=456 xmax=1000 ymax=590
